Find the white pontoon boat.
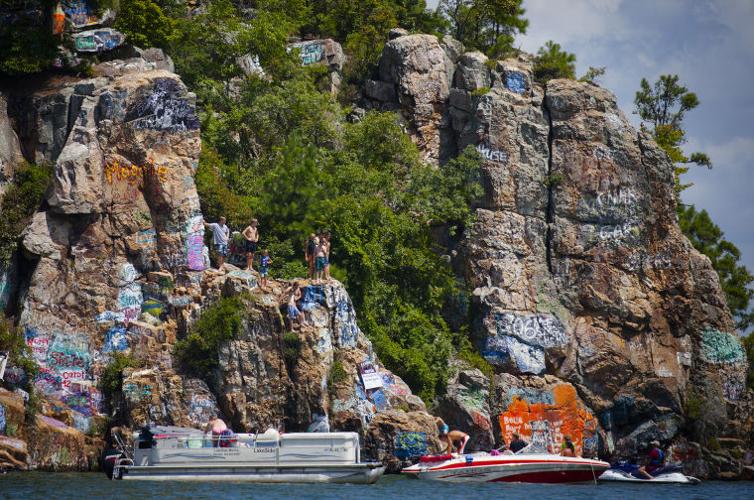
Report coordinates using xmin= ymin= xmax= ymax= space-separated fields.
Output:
xmin=108 ymin=426 xmax=385 ymax=484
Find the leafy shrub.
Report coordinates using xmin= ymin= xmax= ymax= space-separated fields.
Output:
xmin=174 ymin=295 xmax=245 ymax=379
xmin=99 ymin=353 xmax=140 ymax=403
xmin=0 ymin=162 xmax=53 ymax=265
xmin=282 ymin=331 xmax=301 ymax=368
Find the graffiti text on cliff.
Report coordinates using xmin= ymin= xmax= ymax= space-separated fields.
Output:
xmin=105 ymin=160 xmax=168 ymax=187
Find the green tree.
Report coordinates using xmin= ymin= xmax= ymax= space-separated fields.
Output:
xmin=114 ymin=0 xmax=175 ymax=49
xmin=532 ymin=40 xmax=576 ymax=84
xmin=0 ymin=0 xmax=58 ymax=75
xmin=634 ymin=75 xmax=711 ymax=194
xmin=678 ymin=206 xmax=754 ymax=332
xmin=439 ymin=0 xmax=528 ymax=58
xmin=634 ymin=75 xmax=753 ymax=332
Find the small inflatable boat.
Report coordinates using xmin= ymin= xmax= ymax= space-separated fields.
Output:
xmin=599 ymin=464 xmax=700 ymax=484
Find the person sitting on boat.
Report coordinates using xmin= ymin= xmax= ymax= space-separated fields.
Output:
xmin=560 ymin=435 xmax=576 ymax=457
xmin=637 ymin=440 xmax=665 ymax=479
xmin=509 ymin=433 xmax=528 ymax=453
xmin=204 ymin=414 xmax=229 ymax=447
xmin=435 ymin=417 xmax=469 ymax=455
xmin=138 ymin=425 xmax=155 ymax=449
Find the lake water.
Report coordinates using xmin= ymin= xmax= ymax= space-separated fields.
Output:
xmin=1 ymin=473 xmax=752 ymax=499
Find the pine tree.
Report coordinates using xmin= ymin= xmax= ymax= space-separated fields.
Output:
xmin=635 ymin=75 xmax=754 ymax=332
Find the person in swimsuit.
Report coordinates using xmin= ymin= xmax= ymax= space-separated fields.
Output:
xmin=204 ymin=414 xmax=228 ymax=447
xmin=436 ymin=417 xmax=469 ymax=455
xmin=305 ymin=234 xmax=317 ymax=279
xmin=241 ymin=219 xmax=259 ymax=271
xmin=322 ymin=232 xmax=331 ymax=280
xmin=314 ymin=237 xmax=327 ymax=283
xmin=560 ymin=435 xmax=576 ymax=457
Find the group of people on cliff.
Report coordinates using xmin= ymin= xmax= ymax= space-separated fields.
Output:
xmin=202 ymin=216 xmax=332 ymax=288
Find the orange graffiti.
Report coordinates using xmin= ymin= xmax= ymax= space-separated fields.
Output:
xmin=104 ymin=159 xmax=168 ymax=186
xmin=499 ymin=384 xmax=598 ymax=457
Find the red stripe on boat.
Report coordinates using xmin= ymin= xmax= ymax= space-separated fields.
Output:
xmin=490 ymin=469 xmax=598 ymax=483
xmin=430 ymin=459 xmax=606 ymax=471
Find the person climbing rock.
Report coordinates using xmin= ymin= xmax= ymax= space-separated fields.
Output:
xmin=204 ymin=216 xmax=230 ymax=271
xmin=287 ymin=283 xmax=303 ymax=328
xmin=241 ymin=219 xmax=259 ymax=271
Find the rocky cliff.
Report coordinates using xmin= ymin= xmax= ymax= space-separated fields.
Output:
xmin=0 ymin=49 xmax=441 ymax=472
xmin=363 ymin=33 xmax=752 ymax=477
xmin=0 ymin=29 xmax=751 ymax=479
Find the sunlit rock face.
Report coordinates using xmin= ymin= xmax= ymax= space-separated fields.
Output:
xmin=368 ymin=33 xmax=748 ymax=475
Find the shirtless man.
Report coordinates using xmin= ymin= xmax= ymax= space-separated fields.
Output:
xmin=436 ymin=417 xmax=469 ymax=455
xmin=241 ymin=219 xmax=259 ymax=271
xmin=204 ymin=414 xmax=228 ymax=447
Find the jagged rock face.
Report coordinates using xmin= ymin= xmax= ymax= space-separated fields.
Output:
xmin=436 ymin=364 xmax=495 ymax=452
xmin=0 ymin=92 xmax=24 ymax=195
xmin=368 ymin=33 xmax=749 ymax=466
xmin=199 ymin=277 xmax=440 ymax=453
xmin=6 ymin=54 xmax=204 ymax=435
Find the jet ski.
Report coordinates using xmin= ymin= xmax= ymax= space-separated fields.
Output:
xmin=599 ymin=462 xmax=700 ymax=484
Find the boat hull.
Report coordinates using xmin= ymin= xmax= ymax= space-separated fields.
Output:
xmin=121 ymin=463 xmax=385 ymax=484
xmin=402 ymin=454 xmax=610 ymax=484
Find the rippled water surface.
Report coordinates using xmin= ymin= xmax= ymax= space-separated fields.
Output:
xmin=1 ymin=472 xmax=751 ymax=499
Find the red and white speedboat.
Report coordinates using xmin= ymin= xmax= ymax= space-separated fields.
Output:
xmin=401 ymin=452 xmax=610 ymax=483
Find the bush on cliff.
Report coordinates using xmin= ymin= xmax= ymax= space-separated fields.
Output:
xmin=0 ymin=162 xmax=53 ymax=265
xmin=174 ymin=295 xmax=245 ymax=380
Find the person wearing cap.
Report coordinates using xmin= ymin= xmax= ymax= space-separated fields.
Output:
xmin=435 ymin=417 xmax=470 ymax=455
xmin=638 ymin=440 xmax=665 ymax=479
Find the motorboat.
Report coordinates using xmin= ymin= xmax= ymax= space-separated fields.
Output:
xmin=401 ymin=452 xmax=610 ymax=483
xmin=107 ymin=425 xmax=385 ymax=484
xmin=599 ymin=464 xmax=701 ymax=484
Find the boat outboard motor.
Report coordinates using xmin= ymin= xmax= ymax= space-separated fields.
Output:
xmin=102 ymin=449 xmax=124 ymax=479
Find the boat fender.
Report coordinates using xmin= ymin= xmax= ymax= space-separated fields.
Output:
xmin=465 ymin=455 xmax=473 ymax=464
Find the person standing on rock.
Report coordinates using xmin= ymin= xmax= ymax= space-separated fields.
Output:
xmin=241 ymin=219 xmax=259 ymax=271
xmin=314 ymin=234 xmax=328 ymax=282
xmin=322 ymin=231 xmax=332 ymax=281
xmin=305 ymin=234 xmax=318 ymax=279
xmin=204 ymin=217 xmax=230 ymax=271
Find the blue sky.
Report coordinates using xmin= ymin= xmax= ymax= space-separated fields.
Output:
xmin=428 ymin=0 xmax=754 ymax=275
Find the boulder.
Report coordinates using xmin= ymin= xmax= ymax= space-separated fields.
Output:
xmin=436 ymin=364 xmax=495 ymax=452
